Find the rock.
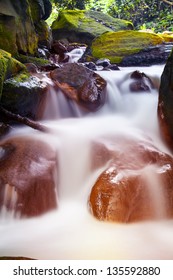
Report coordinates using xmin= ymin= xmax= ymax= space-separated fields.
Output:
xmin=0 ymin=0 xmax=52 ymax=55
xmin=29 ymin=0 xmax=52 ymax=23
xmin=50 ymin=63 xmax=107 ymax=111
xmin=158 ymin=48 xmax=173 ymax=150
xmin=0 ymin=123 xmax=11 ymax=139
xmin=0 ymin=0 xmax=38 ymax=55
xmin=0 ymin=136 xmax=58 ymax=217
xmin=129 ymin=70 xmax=155 ymax=92
xmin=51 ymin=10 xmax=133 ymax=46
xmin=0 ymin=50 xmax=26 ymax=99
xmin=89 ymin=138 xmax=173 ymax=222
xmin=1 ymin=72 xmax=49 ymax=120
xmin=35 ymin=21 xmax=53 ymax=49
xmin=96 ymin=58 xmax=111 ymax=68
xmin=90 ymin=30 xmax=167 ymax=65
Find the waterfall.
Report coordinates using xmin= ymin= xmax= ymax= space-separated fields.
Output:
xmin=1 ymin=60 xmax=173 ymax=260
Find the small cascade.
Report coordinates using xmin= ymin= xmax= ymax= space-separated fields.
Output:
xmin=1 ymin=59 xmax=173 ymax=259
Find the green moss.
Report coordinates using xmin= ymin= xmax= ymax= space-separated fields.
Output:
xmin=51 ymin=10 xmax=133 ymax=44
xmin=52 ymin=10 xmax=85 ymax=30
xmin=15 ymin=54 xmax=49 ymax=67
xmin=0 ymin=49 xmax=27 ymax=100
xmin=0 ymin=14 xmax=18 ymax=54
xmin=91 ymin=30 xmax=164 ymax=63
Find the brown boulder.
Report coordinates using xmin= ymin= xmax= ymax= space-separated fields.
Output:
xmin=50 ymin=63 xmax=107 ymax=111
xmin=0 ymin=136 xmax=58 ymax=217
xmin=89 ymin=139 xmax=173 ymax=222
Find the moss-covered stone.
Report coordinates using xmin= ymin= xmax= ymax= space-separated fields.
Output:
xmin=1 ymin=71 xmax=48 ymax=120
xmin=0 ymin=49 xmax=26 ymax=99
xmin=15 ymin=54 xmax=49 ymax=67
xmin=91 ymin=30 xmax=164 ymax=64
xmin=51 ymin=10 xmax=133 ymax=45
xmin=35 ymin=20 xmax=52 ymax=48
xmin=0 ymin=0 xmax=38 ymax=55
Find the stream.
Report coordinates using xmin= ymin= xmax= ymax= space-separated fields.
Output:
xmin=1 ymin=59 xmax=173 ymax=260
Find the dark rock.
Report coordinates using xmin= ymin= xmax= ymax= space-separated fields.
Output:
xmin=121 ymin=44 xmax=172 ymax=66
xmin=158 ymin=48 xmax=173 ymax=150
xmin=50 ymin=63 xmax=107 ymax=111
xmin=129 ymin=70 xmax=155 ymax=92
xmin=96 ymin=58 xmax=111 ymax=68
xmin=83 ymin=62 xmax=97 ymax=71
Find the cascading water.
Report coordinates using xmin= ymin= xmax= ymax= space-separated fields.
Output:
xmin=1 ymin=53 xmax=173 ymax=260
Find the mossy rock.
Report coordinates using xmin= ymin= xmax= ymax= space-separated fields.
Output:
xmin=0 ymin=14 xmax=18 ymax=55
xmin=0 ymin=0 xmax=38 ymax=55
xmin=51 ymin=10 xmax=133 ymax=45
xmin=1 ymin=71 xmax=48 ymax=120
xmin=16 ymin=54 xmax=49 ymax=67
xmin=91 ymin=30 xmax=164 ymax=64
xmin=0 ymin=49 xmax=26 ymax=99
xmin=35 ymin=20 xmax=52 ymax=48
xmin=159 ymin=34 xmax=173 ymax=43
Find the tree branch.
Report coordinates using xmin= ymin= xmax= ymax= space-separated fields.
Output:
xmin=162 ymin=0 xmax=173 ymax=6
xmin=0 ymin=106 xmax=50 ymax=133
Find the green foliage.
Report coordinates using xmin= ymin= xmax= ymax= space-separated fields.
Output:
xmin=49 ymin=0 xmax=173 ymax=32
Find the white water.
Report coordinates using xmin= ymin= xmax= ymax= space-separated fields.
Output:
xmin=1 ymin=63 xmax=173 ymax=260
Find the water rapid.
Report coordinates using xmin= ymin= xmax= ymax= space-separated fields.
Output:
xmin=1 ymin=62 xmax=173 ymax=260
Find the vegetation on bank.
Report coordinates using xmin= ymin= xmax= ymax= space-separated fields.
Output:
xmin=48 ymin=0 xmax=173 ymax=32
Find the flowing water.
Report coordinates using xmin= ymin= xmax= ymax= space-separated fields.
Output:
xmin=1 ymin=56 xmax=173 ymax=259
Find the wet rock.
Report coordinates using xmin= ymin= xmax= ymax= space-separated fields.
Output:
xmin=89 ymin=138 xmax=173 ymax=222
xmin=158 ymin=49 xmax=173 ymax=150
xmin=50 ymin=63 xmax=107 ymax=111
xmin=129 ymin=70 xmax=155 ymax=92
xmin=0 ymin=136 xmax=58 ymax=217
xmin=83 ymin=62 xmax=97 ymax=71
xmin=96 ymin=58 xmax=111 ymax=68
xmin=1 ymin=72 xmax=49 ymax=120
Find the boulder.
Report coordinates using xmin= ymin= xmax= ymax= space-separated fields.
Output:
xmin=28 ymin=0 xmax=52 ymax=23
xmin=0 ymin=0 xmax=52 ymax=55
xmin=0 ymin=0 xmax=38 ymax=55
xmin=89 ymin=138 xmax=173 ymax=222
xmin=0 ymin=50 xmax=26 ymax=99
xmin=50 ymin=63 xmax=107 ymax=111
xmin=90 ymin=30 xmax=169 ymax=65
xmin=0 ymin=136 xmax=58 ymax=217
xmin=51 ymin=10 xmax=133 ymax=46
xmin=158 ymin=49 xmax=173 ymax=149
xmin=1 ymin=71 xmax=49 ymax=120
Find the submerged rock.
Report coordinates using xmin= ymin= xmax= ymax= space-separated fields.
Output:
xmin=0 ymin=136 xmax=58 ymax=217
xmin=51 ymin=10 xmax=133 ymax=45
xmin=50 ymin=63 xmax=107 ymax=111
xmin=158 ymin=49 xmax=173 ymax=150
xmin=129 ymin=70 xmax=155 ymax=92
xmin=89 ymin=138 xmax=173 ymax=222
